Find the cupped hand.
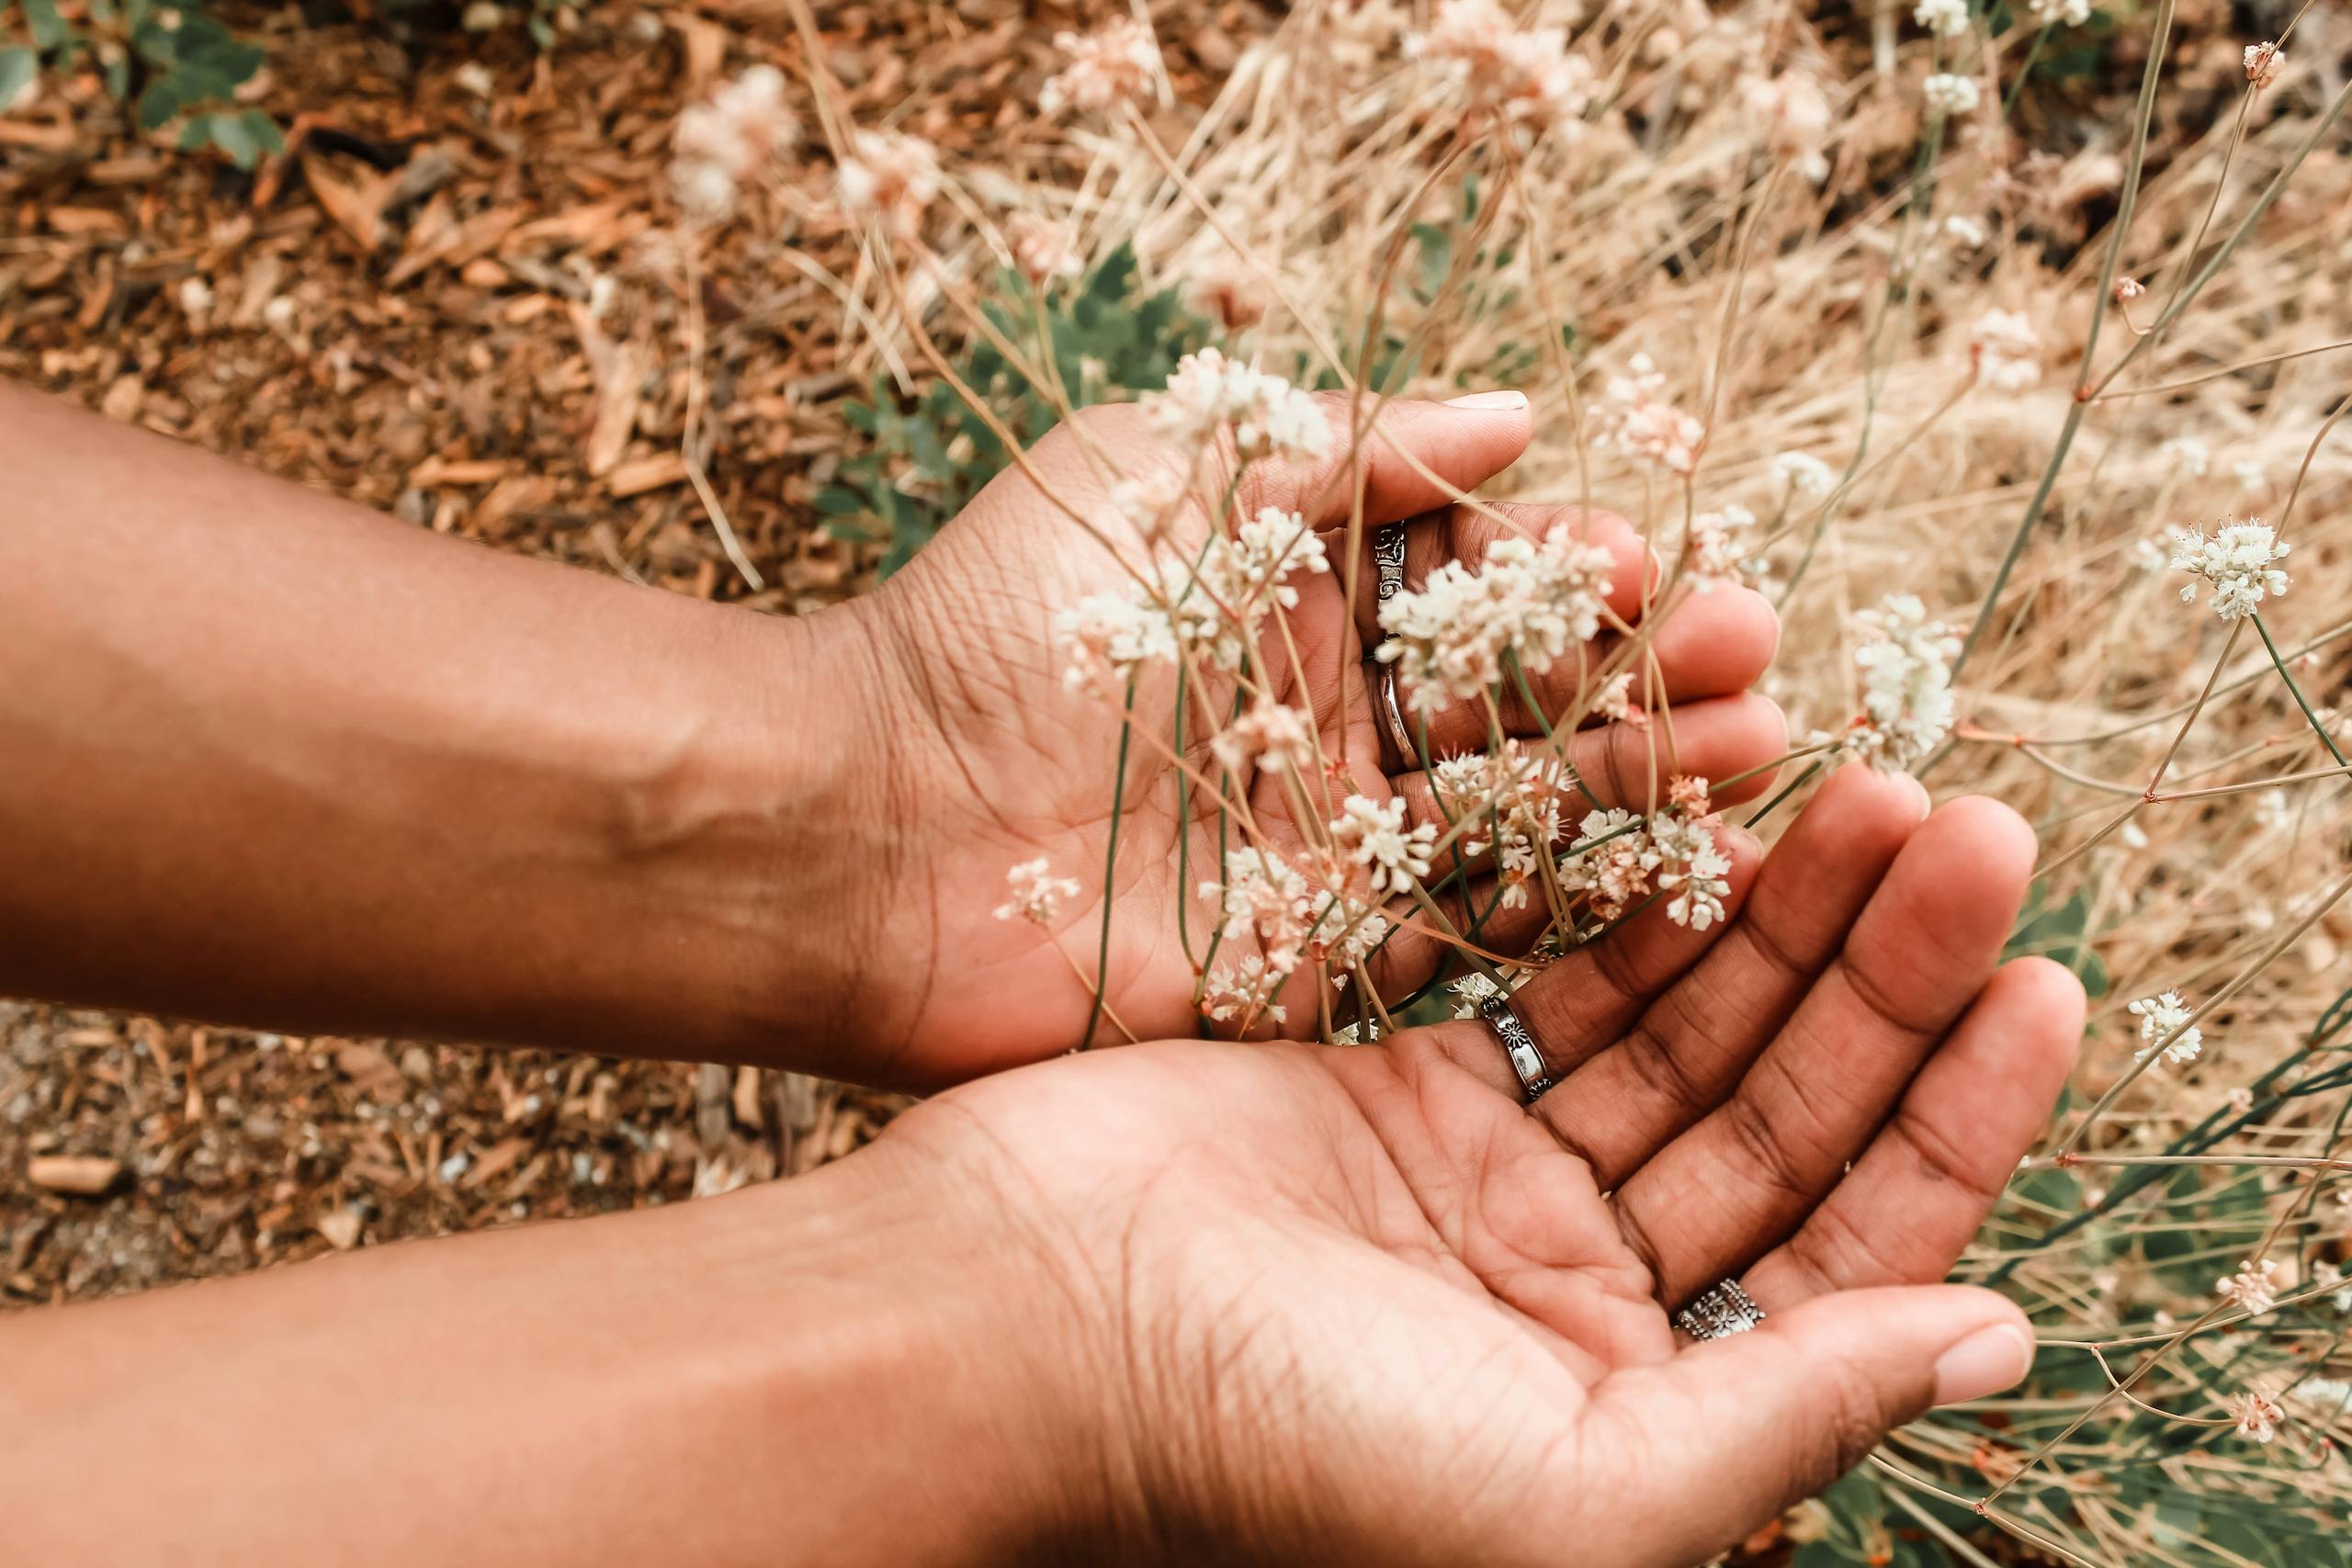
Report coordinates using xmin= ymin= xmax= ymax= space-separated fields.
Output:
xmin=853 ymin=392 xmax=1784 ymax=1086
xmin=886 ymin=770 xmax=2084 ymax=1564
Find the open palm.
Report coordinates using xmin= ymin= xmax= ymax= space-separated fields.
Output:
xmin=861 ymin=393 xmax=1784 ymax=1085
xmin=888 ymin=766 xmax=2084 ymax=1563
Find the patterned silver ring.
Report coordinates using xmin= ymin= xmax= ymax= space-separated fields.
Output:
xmin=1477 ymin=993 xmax=1554 ymax=1104
xmin=1373 ymin=520 xmax=1408 ymax=607
xmin=1676 ymin=1278 xmax=1768 ymax=1341
xmin=1368 ymin=655 xmax=1419 ymax=768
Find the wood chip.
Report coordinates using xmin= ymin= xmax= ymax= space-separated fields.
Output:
xmin=315 ymin=1207 xmax=363 ymax=1250
xmin=607 ymin=451 xmax=689 ymax=497
xmin=28 ymin=1155 xmax=125 ymax=1196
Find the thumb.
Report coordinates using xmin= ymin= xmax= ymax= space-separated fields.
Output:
xmin=1250 ymin=389 xmax=1532 ymax=527
xmin=1583 ymin=1286 xmax=2033 ymax=1566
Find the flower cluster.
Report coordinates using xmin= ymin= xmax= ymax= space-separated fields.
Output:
xmin=1329 ymin=794 xmax=1438 ymax=896
xmin=1969 ymin=309 xmax=2042 ymax=390
xmin=1849 ymin=594 xmax=1961 ymax=769
xmin=1686 ymin=505 xmax=1754 ymax=591
xmin=838 ymin=130 xmax=944 ymax=238
xmin=1913 ymin=0 xmax=1969 ymax=41
xmin=1555 ymin=789 xmax=1732 ymax=931
xmin=1924 ymin=72 xmax=1980 ymax=117
xmin=1434 ymin=740 xmax=1570 ymax=909
xmin=2130 ymin=989 xmax=2203 ymax=1066
xmin=1210 ymin=697 xmax=1318 ymax=778
xmin=1374 ymin=527 xmax=1616 ymax=716
xmin=2216 ymin=1258 xmax=2279 ymax=1318
xmin=2245 ymin=41 xmax=2284 ymax=91
xmin=1041 ymin=19 xmax=1161 ymax=116
xmin=1592 ymin=354 xmax=1705 ymax=474
xmin=1145 ymin=348 xmax=1331 ymax=462
xmin=2024 ymin=0 xmax=2093 ymax=25
xmin=670 ymin=65 xmax=798 ymax=225
xmin=993 ymin=857 xmax=1080 ymax=925
xmin=1206 ymin=845 xmax=1390 ymax=982
xmin=2226 ymin=1390 xmax=2284 ymax=1445
xmin=2169 ymin=521 xmax=2290 ymax=621
xmin=1743 ymin=73 xmax=1833 ymax=183
xmin=1407 ymin=0 xmax=1594 ymax=134
xmin=1006 ymin=213 xmax=1083 ymax=284
xmin=1773 ymin=451 xmax=1836 ymax=501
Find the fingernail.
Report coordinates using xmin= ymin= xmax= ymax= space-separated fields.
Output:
xmin=1932 ymin=1324 xmax=2033 ymax=1405
xmin=1444 ymin=389 xmax=1529 ymax=412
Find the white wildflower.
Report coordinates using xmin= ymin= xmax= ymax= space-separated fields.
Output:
xmin=1329 ymin=795 xmax=1437 ymax=897
xmin=2245 ymin=41 xmax=2284 ymax=91
xmin=1432 ymin=741 xmax=1568 ymax=909
xmin=837 ymin=130 xmax=942 ymax=238
xmin=2218 ymin=1258 xmax=2279 ymax=1318
xmin=992 ymin=857 xmax=1081 ymax=925
xmin=1652 ymin=811 xmax=1733 ymax=931
xmin=2112 ymin=276 xmax=2145 ymax=303
xmin=1448 ymin=971 xmax=1502 ymax=1019
xmin=2024 ymin=0 xmax=2091 ymax=25
xmin=1968 ymin=309 xmax=2041 ymax=390
xmin=1040 ymin=18 xmax=1160 ymax=116
xmin=1687 ymin=504 xmax=1754 ymax=591
xmin=2131 ymin=989 xmax=2203 ymax=1066
xmin=671 ymin=65 xmax=799 ymax=225
xmin=1593 ymin=353 xmax=1704 ymax=474
xmin=2234 ymin=460 xmax=2267 ymax=491
xmin=1006 ymin=212 xmax=1084 ymax=284
xmin=1941 ymin=214 xmax=1988 ymax=248
xmin=1408 ymin=0 xmax=1595 ymax=133
xmin=1559 ymin=807 xmax=1653 ymax=922
xmin=1146 ymin=348 xmax=1330 ymax=462
xmin=2226 ymin=1390 xmax=2284 ymax=1444
xmin=1053 ymin=591 xmax=1178 ymax=694
xmin=2257 ymin=788 xmax=2295 ymax=834
xmin=1110 ymin=469 xmax=1188 ymax=544
xmin=2290 ymin=1373 xmax=2352 ymax=1412
xmin=1773 ymin=451 xmax=1836 ymax=500
xmin=1913 ymin=0 xmax=1969 ymax=40
xmin=1923 ymin=72 xmax=1980 ymax=116
xmin=1743 ymin=73 xmax=1832 ymax=182
xmin=1208 ymin=848 xmax=1313 ymax=974
xmin=1590 ymin=669 xmax=1645 ymax=728
xmin=1200 ymin=953 xmax=1287 ymax=1025
xmin=2170 ymin=521 xmax=2290 ymax=621
xmin=1211 ymin=698 xmax=1318 ymax=778
xmin=1849 ymin=594 xmax=1962 ymax=769
xmin=1375 ymin=526 xmax=1615 ymax=715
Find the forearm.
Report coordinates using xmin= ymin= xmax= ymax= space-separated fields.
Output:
xmin=0 ymin=1144 xmax=1094 ymax=1567
xmin=0 ymin=382 xmax=895 ymax=1067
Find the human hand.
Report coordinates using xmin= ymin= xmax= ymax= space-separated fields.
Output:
xmin=884 ymin=768 xmax=2083 ymax=1563
xmin=842 ymin=391 xmax=1785 ymax=1086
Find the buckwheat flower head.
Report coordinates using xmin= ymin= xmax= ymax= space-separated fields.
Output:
xmin=1590 ymin=669 xmax=1645 ymax=728
xmin=1375 ymin=527 xmax=1616 ymax=715
xmin=2245 ymin=41 xmax=2284 ymax=90
xmin=1433 ymin=741 xmax=1568 ymax=908
xmin=2161 ymin=434 xmax=2212 ymax=478
xmin=1652 ymin=811 xmax=1732 ymax=931
xmin=1201 ymin=953 xmax=1287 ymax=1025
xmin=1593 ymin=354 xmax=1704 ymax=474
xmin=2217 ymin=1258 xmax=2279 ymax=1318
xmin=2132 ymin=990 xmax=2202 ymax=1065
xmin=2170 ymin=520 xmax=2290 ymax=621
xmin=1407 ymin=0 xmax=1594 ymax=133
xmin=2025 ymin=0 xmax=2092 ymax=24
xmin=2112 ymin=276 xmax=2144 ymax=302
xmin=1218 ymin=507 xmax=1330 ymax=611
xmin=1146 ymin=348 xmax=1330 ymax=462
xmin=1212 ymin=698 xmax=1318 ymax=778
xmin=1773 ymin=451 xmax=1836 ymax=500
xmin=1110 ymin=469 xmax=1188 ymax=544
xmin=1687 ymin=504 xmax=1754 ymax=591
xmin=1006 ymin=212 xmax=1084 ymax=284
xmin=1923 ymin=72 xmax=1980 ymax=116
xmin=1941 ymin=214 xmax=1987 ymax=248
xmin=1849 ymin=594 xmax=1961 ymax=769
xmin=1969 ymin=309 xmax=2041 ymax=389
xmin=1305 ymin=887 xmax=1391 ymax=971
xmin=1054 ymin=590 xmax=1178 ymax=694
xmin=2256 ymin=788 xmax=2295 ymax=834
xmin=993 ymin=857 xmax=1081 ymax=925
xmin=1329 ymin=794 xmax=1437 ymax=896
xmin=1913 ymin=0 xmax=1969 ymax=40
xmin=1041 ymin=18 xmax=1160 ymax=116
xmin=1560 ymin=807 xmax=1653 ymax=922
xmin=1449 ymin=971 xmax=1502 ymax=1019
xmin=1208 ymin=847 xmax=1313 ymax=974
xmin=2226 ymin=1391 xmax=2284 ymax=1444
xmin=671 ymin=64 xmax=799 ymax=224
xmin=837 ymin=130 xmax=942 ymax=237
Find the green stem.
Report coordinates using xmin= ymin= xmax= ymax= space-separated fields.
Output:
xmin=2255 ymin=611 xmax=2346 ymax=767
xmin=1085 ymin=676 xmax=1138 ymax=1049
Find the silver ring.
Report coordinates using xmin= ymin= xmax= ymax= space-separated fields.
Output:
xmin=1367 ymin=655 xmax=1419 ymax=767
xmin=1676 ymin=1278 xmax=1768 ymax=1340
xmin=1477 ymin=994 xmax=1554 ymax=1103
xmin=1373 ymin=520 xmax=1408 ymax=606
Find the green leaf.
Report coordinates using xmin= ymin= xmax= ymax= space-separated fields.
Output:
xmin=0 ymin=48 xmax=35 ymax=110
xmin=812 ymin=485 xmax=866 ymax=516
xmin=134 ymin=75 xmax=182 ymax=130
xmin=242 ymin=109 xmax=283 ymax=156
xmin=22 ymin=0 xmax=72 ymax=52
xmin=205 ymin=108 xmax=260 ymax=167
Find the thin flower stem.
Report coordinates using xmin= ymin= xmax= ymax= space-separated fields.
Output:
xmin=1083 ymin=678 xmax=1141 ymax=1051
xmin=2153 ymin=759 xmax=2352 ymax=804
xmin=1742 ymin=758 xmax=1824 ymax=830
xmin=2095 ymin=338 xmax=2352 ymax=400
xmin=2255 ymin=612 xmax=2349 ymax=767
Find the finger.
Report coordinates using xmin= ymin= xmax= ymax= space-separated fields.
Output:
xmin=1744 ymin=958 xmax=2084 ymax=1307
xmin=1254 ymin=390 xmax=1533 ymax=530
xmin=1612 ymin=795 xmax=2039 ymax=1306
xmin=1540 ymin=763 xmax=1930 ymax=1187
xmin=1413 ymin=829 xmax=1763 ymax=1092
xmin=1575 ymin=1287 xmax=2033 ymax=1568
